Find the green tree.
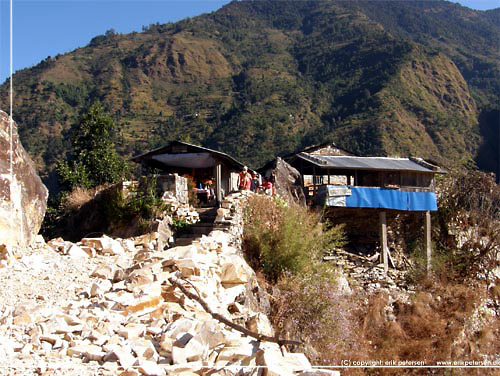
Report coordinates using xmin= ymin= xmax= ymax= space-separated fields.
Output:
xmin=58 ymin=103 xmax=128 ymax=190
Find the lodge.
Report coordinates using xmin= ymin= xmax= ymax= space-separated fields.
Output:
xmin=282 ymin=142 xmax=446 ymax=274
xmin=131 ymin=141 xmax=247 ymax=207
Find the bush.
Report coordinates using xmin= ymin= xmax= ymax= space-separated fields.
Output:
xmin=243 ymin=195 xmax=345 ymax=282
xmin=434 ymin=169 xmax=500 ymax=281
xmin=360 ymin=284 xmax=490 ymax=372
xmin=272 ymin=271 xmax=366 ymax=365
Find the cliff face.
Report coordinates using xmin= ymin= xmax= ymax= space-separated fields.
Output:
xmin=0 ymin=111 xmax=48 ymax=248
xmin=0 ymin=0 xmax=498 ymax=186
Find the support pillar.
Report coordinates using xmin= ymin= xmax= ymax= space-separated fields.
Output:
xmin=379 ymin=211 xmax=388 ymax=275
xmin=425 ymin=210 xmax=432 ymax=274
xmin=215 ymin=163 xmax=222 ymax=207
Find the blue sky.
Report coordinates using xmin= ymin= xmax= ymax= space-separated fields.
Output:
xmin=0 ymin=0 xmax=498 ymax=84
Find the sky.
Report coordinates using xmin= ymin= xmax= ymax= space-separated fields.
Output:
xmin=0 ymin=0 xmax=498 ymax=84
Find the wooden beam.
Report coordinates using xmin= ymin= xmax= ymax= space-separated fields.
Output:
xmin=215 ymin=163 xmax=222 ymax=206
xmin=425 ymin=210 xmax=432 ymax=274
xmin=379 ymin=211 xmax=388 ymax=275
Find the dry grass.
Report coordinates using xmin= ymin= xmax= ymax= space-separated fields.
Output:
xmin=358 ymin=282 xmax=500 ymax=375
xmin=62 ymin=186 xmax=95 ymax=211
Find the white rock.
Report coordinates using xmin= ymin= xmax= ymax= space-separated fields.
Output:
xmin=247 ymin=313 xmax=274 ymax=337
xmin=90 ymin=279 xmax=113 ymax=297
xmin=136 ymin=359 xmax=166 ymax=376
xmin=117 ymin=323 xmax=146 ymax=339
xmin=68 ymin=245 xmax=90 ymax=259
xmin=164 ymin=318 xmax=194 ymax=340
xmin=81 ymin=237 xmax=125 ymax=255
xmin=282 ymin=352 xmax=312 ymax=372
xmin=183 ymin=336 xmax=208 ymax=362
xmin=219 ymin=254 xmax=254 ymax=284
xmin=91 ymin=265 xmax=114 ymax=280
xmin=104 ymin=345 xmax=136 ymax=369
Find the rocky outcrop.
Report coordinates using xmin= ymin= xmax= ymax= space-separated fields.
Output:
xmin=261 ymin=157 xmax=306 ymax=206
xmin=0 ymin=111 xmax=48 ymax=248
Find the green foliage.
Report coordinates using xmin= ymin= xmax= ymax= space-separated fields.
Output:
xmin=111 ymin=177 xmax=168 ymax=223
xmin=57 ymin=103 xmax=129 ymax=190
xmin=243 ymin=195 xmax=346 ymax=282
xmin=171 ymin=217 xmax=190 ymax=236
xmin=1 ymin=0 xmax=498 ymax=184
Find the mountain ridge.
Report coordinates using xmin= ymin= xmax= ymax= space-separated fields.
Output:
xmin=0 ymin=0 xmax=498 ymax=189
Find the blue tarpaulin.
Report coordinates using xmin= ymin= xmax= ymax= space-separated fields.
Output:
xmin=320 ymin=186 xmax=437 ymax=211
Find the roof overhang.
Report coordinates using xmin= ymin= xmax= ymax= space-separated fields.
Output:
xmin=296 ymin=153 xmax=446 ymax=174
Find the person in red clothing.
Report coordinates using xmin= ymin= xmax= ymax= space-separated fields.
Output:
xmin=238 ymin=166 xmax=252 ymax=191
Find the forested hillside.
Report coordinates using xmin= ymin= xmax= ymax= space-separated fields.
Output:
xmin=0 ymin=0 xmax=498 ymax=190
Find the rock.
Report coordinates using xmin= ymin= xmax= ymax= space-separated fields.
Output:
xmin=0 ymin=244 xmax=13 ymax=266
xmin=81 ymin=236 xmax=125 ymax=255
xmin=282 ymin=352 xmax=312 ymax=372
xmin=117 ymin=323 xmax=146 ymax=340
xmin=220 ymin=254 xmax=254 ymax=284
xmin=194 ymin=320 xmax=225 ymax=350
xmin=246 ymin=313 xmax=274 ymax=337
xmin=136 ymin=359 xmax=166 ymax=376
xmin=68 ymin=245 xmax=90 ymax=259
xmin=256 ymin=346 xmax=295 ymax=376
xmin=261 ymin=157 xmax=305 ymax=205
xmin=90 ymin=280 xmax=113 ymax=297
xmin=163 ymin=318 xmax=194 ymax=340
xmin=67 ymin=343 xmax=103 ymax=358
xmin=130 ymin=339 xmax=158 ymax=361
xmin=91 ymin=266 xmax=114 ymax=279
xmin=0 ymin=111 xmax=48 ymax=247
xmin=104 ymin=345 xmax=137 ymax=369
xmin=84 ymin=347 xmax=107 ymax=362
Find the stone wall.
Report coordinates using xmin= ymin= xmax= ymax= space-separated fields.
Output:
xmin=156 ymin=174 xmax=188 ymax=205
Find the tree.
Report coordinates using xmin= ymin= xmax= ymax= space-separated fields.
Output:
xmin=57 ymin=103 xmax=128 ymax=190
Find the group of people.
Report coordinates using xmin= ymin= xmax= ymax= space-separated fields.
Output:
xmin=238 ymin=166 xmax=273 ymax=195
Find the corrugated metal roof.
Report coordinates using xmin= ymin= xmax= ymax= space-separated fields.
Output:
xmin=297 ymin=153 xmax=439 ymax=173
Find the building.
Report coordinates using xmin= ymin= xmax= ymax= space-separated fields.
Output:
xmin=283 ymin=142 xmax=446 ymax=274
xmin=131 ymin=141 xmax=247 ymax=206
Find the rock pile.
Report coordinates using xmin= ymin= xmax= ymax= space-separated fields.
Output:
xmin=0 ymin=193 xmax=339 ymax=376
xmin=326 ymin=249 xmax=410 ymax=292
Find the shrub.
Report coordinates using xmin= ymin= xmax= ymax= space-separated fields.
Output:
xmin=360 ymin=284 xmax=490 ymax=372
xmin=109 ymin=176 xmax=169 ymax=224
xmin=243 ymin=195 xmax=345 ymax=282
xmin=62 ymin=186 xmax=96 ymax=212
xmin=271 ymin=271 xmax=367 ymax=366
xmin=434 ymin=169 xmax=500 ymax=281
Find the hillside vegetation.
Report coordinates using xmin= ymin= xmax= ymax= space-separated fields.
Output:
xmin=0 ymin=0 xmax=498 ymax=190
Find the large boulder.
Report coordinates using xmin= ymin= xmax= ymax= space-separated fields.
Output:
xmin=262 ymin=157 xmax=306 ymax=206
xmin=0 ymin=111 xmax=48 ymax=247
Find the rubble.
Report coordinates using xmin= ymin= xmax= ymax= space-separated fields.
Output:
xmin=0 ymin=192 xmax=334 ymax=375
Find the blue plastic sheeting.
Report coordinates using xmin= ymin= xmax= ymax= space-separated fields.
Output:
xmin=324 ymin=187 xmax=437 ymax=211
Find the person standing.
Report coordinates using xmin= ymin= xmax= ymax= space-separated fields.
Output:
xmin=238 ymin=166 xmax=252 ymax=191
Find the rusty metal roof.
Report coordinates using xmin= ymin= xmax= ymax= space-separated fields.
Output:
xmin=297 ymin=153 xmax=445 ymax=173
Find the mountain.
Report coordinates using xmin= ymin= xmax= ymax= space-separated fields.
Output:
xmin=1 ymin=0 xmax=498 ymax=190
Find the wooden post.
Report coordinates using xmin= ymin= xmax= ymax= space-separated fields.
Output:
xmin=379 ymin=211 xmax=388 ymax=275
xmin=425 ymin=210 xmax=432 ymax=274
xmin=215 ymin=163 xmax=222 ymax=207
